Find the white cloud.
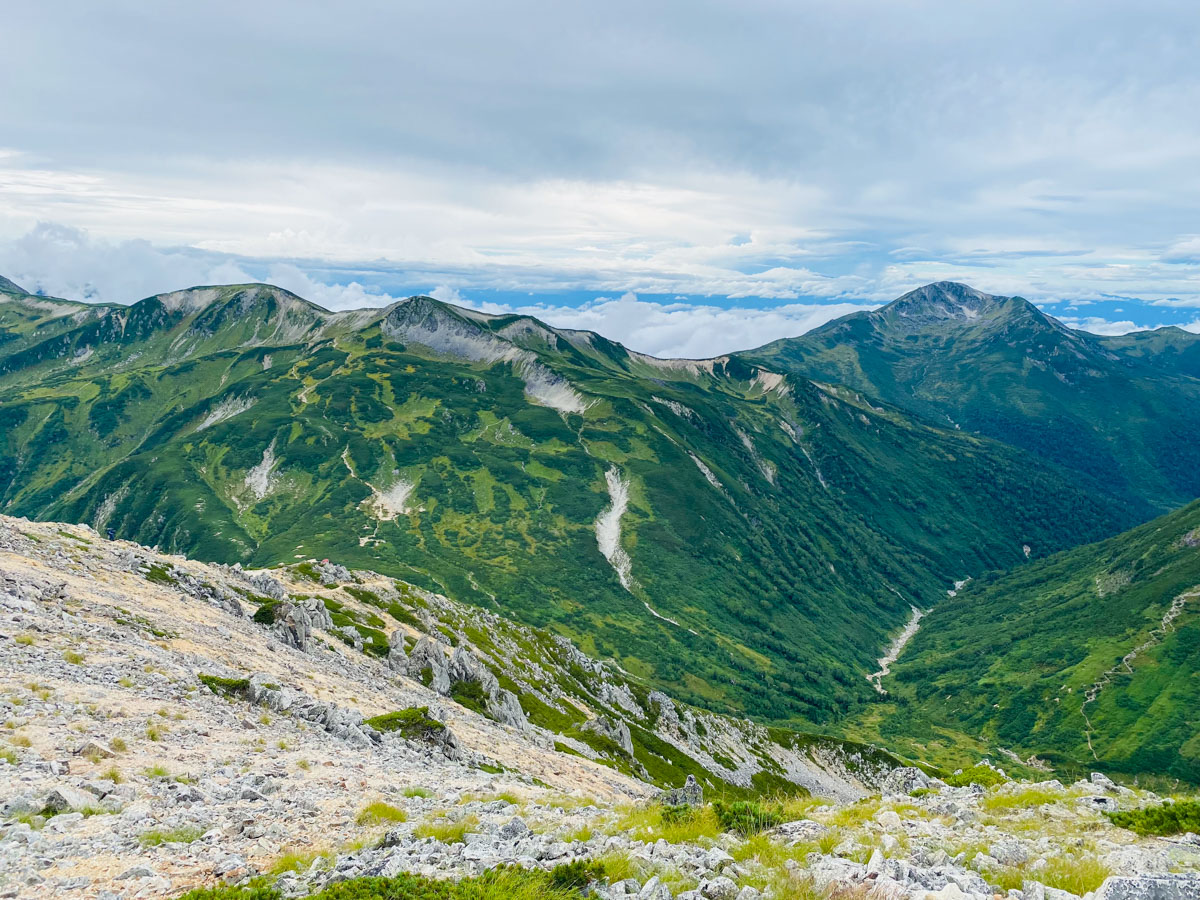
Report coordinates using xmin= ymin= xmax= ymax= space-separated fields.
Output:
xmin=455 ymin=292 xmax=879 ymax=357
xmin=0 ymin=222 xmax=255 ymax=303
xmin=0 ymin=223 xmax=875 ymax=355
xmin=1058 ymin=316 xmax=1145 ymax=336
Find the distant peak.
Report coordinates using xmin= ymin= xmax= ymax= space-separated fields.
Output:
xmin=886 ymin=282 xmax=1002 ymax=321
xmin=0 ymin=275 xmax=28 ymax=295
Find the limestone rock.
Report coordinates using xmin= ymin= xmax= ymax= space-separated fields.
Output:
xmin=882 ymin=766 xmax=933 ymax=796
xmin=1095 ymin=875 xmax=1200 ymax=900
xmin=42 ymin=786 xmax=96 ymax=814
xmin=662 ymin=774 xmax=704 ymax=808
xmin=406 ymin=636 xmax=452 ymax=695
xmin=272 ymin=601 xmax=314 ymax=650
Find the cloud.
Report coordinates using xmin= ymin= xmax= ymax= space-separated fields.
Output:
xmin=0 ymin=223 xmax=255 ymax=303
xmin=1163 ymin=236 xmax=1200 ymax=264
xmin=454 ymin=292 xmax=879 ymax=357
xmin=1057 ymin=316 xmax=1146 ymax=336
xmin=0 ymin=2 xmax=1198 ymax=310
xmin=0 ymin=223 xmax=878 ymax=356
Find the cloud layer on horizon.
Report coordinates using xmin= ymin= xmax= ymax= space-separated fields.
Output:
xmin=4 ymin=224 xmax=1198 ymax=358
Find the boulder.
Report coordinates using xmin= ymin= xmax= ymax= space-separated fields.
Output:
xmin=387 ymin=630 xmax=408 ymax=672
xmin=1094 ymin=876 xmax=1200 ymax=900
xmin=42 ymin=786 xmax=96 ymax=814
xmin=583 ymin=715 xmax=634 ymax=757
xmin=876 ymin=809 xmax=903 ymax=829
xmin=881 ymin=766 xmax=933 ymax=796
xmin=700 ymin=876 xmax=738 ymax=900
xmin=662 ymin=774 xmax=704 ymax=808
xmin=449 ymin=646 xmax=499 ymax=696
xmin=487 ymin=689 xmax=528 ymax=730
xmin=75 ymin=740 xmax=115 ymax=760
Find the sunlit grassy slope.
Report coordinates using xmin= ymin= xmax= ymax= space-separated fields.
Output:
xmin=852 ymin=498 xmax=1200 ymax=783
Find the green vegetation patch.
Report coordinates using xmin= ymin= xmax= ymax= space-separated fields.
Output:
xmin=198 ymin=673 xmax=250 ymax=699
xmin=177 ymin=868 xmax=590 ymax=900
xmin=1109 ymin=800 xmax=1200 ymax=836
xmin=364 ymin=707 xmax=444 ymax=741
xmin=943 ymin=765 xmax=1008 ymax=788
xmin=144 ymin=564 xmax=179 ymax=586
xmin=449 ymin=680 xmax=489 ymax=714
xmin=712 ymin=799 xmax=784 ymax=836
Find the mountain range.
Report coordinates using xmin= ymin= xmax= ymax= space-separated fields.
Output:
xmin=1 ymin=275 xmax=1197 ymax=779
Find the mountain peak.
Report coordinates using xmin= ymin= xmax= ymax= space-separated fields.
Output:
xmin=0 ymin=275 xmax=28 ymax=295
xmin=884 ymin=282 xmax=1003 ymax=322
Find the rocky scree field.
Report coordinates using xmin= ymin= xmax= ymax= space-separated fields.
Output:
xmin=2 ymin=518 xmax=1199 ymax=900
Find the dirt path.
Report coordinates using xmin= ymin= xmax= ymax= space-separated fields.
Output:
xmin=1080 ymin=588 xmax=1199 ymax=759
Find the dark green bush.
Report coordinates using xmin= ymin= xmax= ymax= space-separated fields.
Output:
xmin=145 ymin=564 xmax=178 ymax=586
xmin=712 ymin=799 xmax=783 ymax=836
xmin=449 ymin=679 xmax=489 ymax=714
xmin=363 ymin=707 xmax=444 ymax=740
xmin=252 ymin=601 xmax=280 ymax=625
xmin=548 ymin=859 xmax=606 ymax=890
xmin=943 ymin=765 xmax=1007 ymax=788
xmin=1109 ymin=800 xmax=1200 ymax=836
xmin=197 ymin=674 xmax=250 ymax=699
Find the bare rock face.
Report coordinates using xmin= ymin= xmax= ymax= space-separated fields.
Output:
xmin=881 ymin=766 xmax=933 ymax=796
xmin=406 ymin=636 xmax=452 ymax=694
xmin=649 ymin=691 xmax=683 ymax=737
xmin=387 ymin=630 xmax=409 ymax=672
xmin=661 ymin=774 xmax=704 ymax=808
xmin=487 ymin=689 xmax=528 ymax=730
xmin=244 ymin=570 xmax=289 ymax=601
xmin=272 ymin=602 xmax=313 ymax=651
xmin=449 ymin=646 xmax=500 ymax=697
xmin=583 ymin=715 xmax=634 ymax=757
xmin=42 ymin=785 xmax=96 ymax=814
xmin=448 ymin=646 xmax=528 ymax=730
xmin=299 ymin=596 xmax=334 ymax=631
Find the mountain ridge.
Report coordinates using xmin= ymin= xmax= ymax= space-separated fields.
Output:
xmin=0 ymin=274 xmax=1139 ymax=729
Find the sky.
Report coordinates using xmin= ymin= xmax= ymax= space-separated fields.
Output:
xmin=3 ymin=1 xmax=1200 ymax=357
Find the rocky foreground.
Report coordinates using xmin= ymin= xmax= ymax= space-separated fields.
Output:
xmin=2 ymin=517 xmax=1199 ymax=900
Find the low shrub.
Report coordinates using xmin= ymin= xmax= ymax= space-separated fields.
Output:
xmin=139 ymin=825 xmax=205 ymax=846
xmin=449 ymin=680 xmax=489 ymax=714
xmin=198 ymin=674 xmax=251 ymax=699
xmin=364 ymin=707 xmax=444 ymax=741
xmin=713 ymin=799 xmax=784 ymax=836
xmin=547 ymin=859 xmax=607 ymax=890
xmin=1109 ymin=800 xmax=1200 ymax=836
xmin=943 ymin=765 xmax=1007 ymax=788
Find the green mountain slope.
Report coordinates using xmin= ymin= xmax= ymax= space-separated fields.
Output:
xmin=0 ymin=275 xmax=27 ymax=295
xmin=745 ymin=281 xmax=1200 ymax=512
xmin=853 ymin=499 xmax=1200 ymax=783
xmin=0 ymin=280 xmax=1138 ymax=726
